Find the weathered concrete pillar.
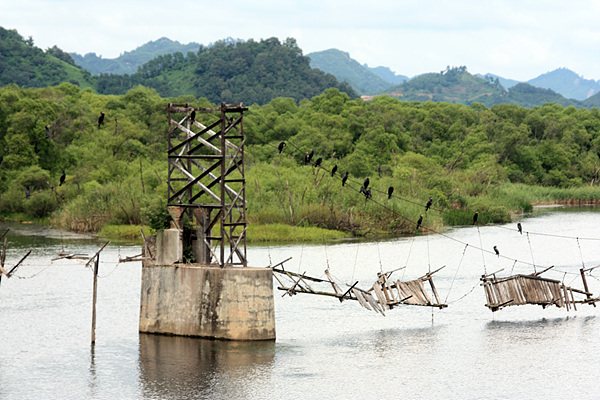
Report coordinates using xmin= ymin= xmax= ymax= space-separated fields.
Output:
xmin=139 ymin=264 xmax=276 ymax=340
xmin=155 ymin=229 xmax=182 ymax=265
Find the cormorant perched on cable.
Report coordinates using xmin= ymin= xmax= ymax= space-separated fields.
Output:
xmin=341 ymin=171 xmax=349 ymax=186
xmin=25 ymin=186 xmax=30 ymax=200
xmin=45 ymin=125 xmax=51 ymax=140
xmin=416 ymin=215 xmax=423 ymax=230
xmin=190 ymin=110 xmax=196 ymax=123
xmin=360 ymin=186 xmax=371 ymax=199
xmin=473 ymin=211 xmax=478 ymax=225
xmin=517 ymin=222 xmax=522 ymax=234
xmin=363 ymin=177 xmax=370 ymax=190
xmin=331 ymin=164 xmax=338 ymax=177
xmin=425 ymin=197 xmax=433 ymax=211
xmin=304 ymin=149 xmax=314 ymax=165
xmin=59 ymin=170 xmax=66 ymax=186
xmin=278 ymin=142 xmax=286 ymax=153
xmin=314 ymin=157 xmax=322 ymax=168
xmin=98 ymin=111 xmax=105 ymax=128
xmin=387 ymin=186 xmax=394 ymax=199
xmin=493 ymin=245 xmax=499 ymax=257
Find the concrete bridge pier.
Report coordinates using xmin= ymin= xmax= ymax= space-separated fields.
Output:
xmin=139 ymin=229 xmax=276 ymax=341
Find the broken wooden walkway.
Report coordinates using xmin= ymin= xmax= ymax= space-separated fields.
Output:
xmin=481 ymin=266 xmax=599 ymax=312
xmin=272 ymin=260 xmax=447 ymax=316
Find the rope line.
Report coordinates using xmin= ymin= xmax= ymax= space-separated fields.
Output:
xmin=444 ymin=244 xmax=468 ymax=304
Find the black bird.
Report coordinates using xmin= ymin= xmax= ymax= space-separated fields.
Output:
xmin=304 ymin=149 xmax=314 ymax=165
xmin=387 ymin=186 xmax=394 ymax=199
xmin=314 ymin=157 xmax=323 ymax=168
xmin=473 ymin=211 xmax=478 ymax=225
xmin=416 ymin=215 xmax=423 ymax=230
xmin=360 ymin=186 xmax=371 ymax=199
xmin=341 ymin=171 xmax=349 ymax=186
xmin=278 ymin=142 xmax=286 ymax=153
xmin=59 ymin=170 xmax=66 ymax=186
xmin=190 ymin=110 xmax=196 ymax=123
xmin=45 ymin=125 xmax=51 ymax=140
xmin=517 ymin=222 xmax=522 ymax=234
xmin=493 ymin=245 xmax=500 ymax=257
xmin=363 ymin=177 xmax=370 ymax=190
xmin=331 ymin=164 xmax=338 ymax=177
xmin=425 ymin=197 xmax=433 ymax=212
xmin=98 ymin=111 xmax=105 ymax=128
xmin=25 ymin=186 xmax=30 ymax=200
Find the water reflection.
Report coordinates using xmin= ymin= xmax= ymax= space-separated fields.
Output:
xmin=139 ymin=333 xmax=275 ymax=400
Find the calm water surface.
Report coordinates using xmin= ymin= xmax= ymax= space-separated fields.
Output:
xmin=1 ymin=209 xmax=600 ymax=399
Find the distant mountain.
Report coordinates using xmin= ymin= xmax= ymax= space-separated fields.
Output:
xmin=526 ymin=68 xmax=600 ymax=101
xmin=385 ymin=66 xmax=504 ymax=104
xmin=0 ymin=26 xmax=94 ymax=89
xmin=478 ymin=83 xmax=579 ymax=108
xmin=383 ymin=66 xmax=582 ymax=108
xmin=306 ymin=49 xmax=392 ymax=94
xmin=477 ymin=73 xmax=520 ymax=90
xmin=71 ymin=37 xmax=203 ymax=75
xmin=365 ymin=65 xmax=408 ymax=85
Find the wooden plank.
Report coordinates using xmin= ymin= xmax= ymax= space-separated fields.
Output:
xmin=352 ymin=288 xmax=372 ymax=311
xmin=364 ymin=292 xmax=385 ymax=315
xmin=373 ymin=283 xmax=389 ymax=309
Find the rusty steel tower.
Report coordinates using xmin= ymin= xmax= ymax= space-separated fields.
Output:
xmin=166 ymin=102 xmax=248 ymax=268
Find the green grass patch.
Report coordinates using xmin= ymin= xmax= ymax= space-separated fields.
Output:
xmin=247 ymin=223 xmax=351 ymax=243
xmin=98 ymin=224 xmax=154 ymax=242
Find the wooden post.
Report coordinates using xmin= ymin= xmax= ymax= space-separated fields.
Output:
xmin=88 ymin=241 xmax=109 ymax=343
xmin=91 ymin=253 xmax=99 ymax=343
xmin=580 ymin=268 xmax=596 ymax=307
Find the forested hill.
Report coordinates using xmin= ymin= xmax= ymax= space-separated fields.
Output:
xmin=385 ymin=66 xmax=581 ymax=108
xmin=0 ymin=27 xmax=95 ymax=89
xmin=70 ymin=37 xmax=202 ymax=75
xmin=3 ymin=85 xmax=600 ymax=238
xmin=0 ymin=27 xmax=356 ymax=106
xmin=95 ymin=37 xmax=357 ymax=104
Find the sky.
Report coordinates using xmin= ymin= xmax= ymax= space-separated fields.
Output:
xmin=2 ymin=0 xmax=600 ymax=82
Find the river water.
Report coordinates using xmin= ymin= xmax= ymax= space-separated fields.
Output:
xmin=1 ymin=208 xmax=600 ymax=399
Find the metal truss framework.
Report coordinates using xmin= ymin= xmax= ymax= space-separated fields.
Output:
xmin=166 ymin=102 xmax=248 ymax=268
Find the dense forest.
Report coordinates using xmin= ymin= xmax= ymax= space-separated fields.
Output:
xmin=2 ymin=82 xmax=600 ymax=239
